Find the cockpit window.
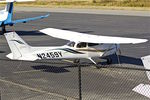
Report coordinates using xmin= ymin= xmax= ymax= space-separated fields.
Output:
xmin=67 ymin=42 xmax=75 ymax=47
xmin=88 ymin=43 xmax=99 ymax=47
xmin=77 ymin=42 xmax=87 ymax=48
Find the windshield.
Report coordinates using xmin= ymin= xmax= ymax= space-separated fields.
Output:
xmin=67 ymin=41 xmax=75 ymax=47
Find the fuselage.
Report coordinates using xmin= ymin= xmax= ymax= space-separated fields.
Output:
xmin=0 ymin=2 xmax=13 ymax=27
xmin=24 ymin=42 xmax=119 ymax=61
xmin=0 ymin=10 xmax=8 ymax=22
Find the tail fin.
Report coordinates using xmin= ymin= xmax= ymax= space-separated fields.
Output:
xmin=4 ymin=32 xmax=31 ymax=60
xmin=3 ymin=2 xmax=13 ymax=25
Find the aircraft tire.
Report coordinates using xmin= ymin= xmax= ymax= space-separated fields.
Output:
xmin=106 ymin=58 xmax=112 ymax=64
xmin=73 ymin=59 xmax=80 ymax=64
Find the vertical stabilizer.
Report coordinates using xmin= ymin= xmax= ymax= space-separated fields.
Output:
xmin=4 ymin=32 xmax=31 ymax=59
xmin=4 ymin=2 xmax=13 ymax=24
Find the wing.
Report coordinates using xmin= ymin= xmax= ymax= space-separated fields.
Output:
xmin=40 ymin=28 xmax=148 ymax=44
xmin=8 ymin=14 xmax=49 ymax=25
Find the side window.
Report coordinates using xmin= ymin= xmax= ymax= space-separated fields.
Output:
xmin=77 ymin=42 xmax=87 ymax=48
xmin=88 ymin=43 xmax=99 ymax=47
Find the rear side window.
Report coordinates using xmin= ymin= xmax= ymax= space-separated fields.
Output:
xmin=88 ymin=43 xmax=99 ymax=47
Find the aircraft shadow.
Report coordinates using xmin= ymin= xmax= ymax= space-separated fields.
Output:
xmin=102 ymin=54 xmax=143 ymax=66
xmin=31 ymin=61 xmax=90 ymax=73
xmin=0 ymin=31 xmax=45 ymax=36
xmin=14 ymin=31 xmax=45 ymax=36
xmin=31 ymin=65 xmax=72 ymax=73
xmin=0 ymin=51 xmax=5 ymax=53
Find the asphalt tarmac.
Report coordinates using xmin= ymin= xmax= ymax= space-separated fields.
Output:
xmin=0 ymin=11 xmax=150 ymax=100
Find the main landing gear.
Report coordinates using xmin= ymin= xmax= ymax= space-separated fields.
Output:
xmin=94 ymin=57 xmax=112 ymax=69
xmin=73 ymin=59 xmax=80 ymax=64
xmin=106 ymin=57 xmax=112 ymax=64
xmin=1 ymin=25 xmax=6 ymax=35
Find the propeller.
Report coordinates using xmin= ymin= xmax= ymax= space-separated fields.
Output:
xmin=115 ymin=44 xmax=121 ymax=66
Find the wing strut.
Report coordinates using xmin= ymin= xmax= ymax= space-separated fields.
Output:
xmin=88 ymin=58 xmax=97 ymax=65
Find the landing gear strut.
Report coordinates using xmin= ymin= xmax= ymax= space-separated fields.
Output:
xmin=2 ymin=25 xmax=6 ymax=34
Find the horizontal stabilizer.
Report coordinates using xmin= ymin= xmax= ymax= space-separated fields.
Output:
xmin=7 ymin=14 xmax=49 ymax=25
xmin=133 ymin=84 xmax=150 ymax=99
xmin=40 ymin=28 xmax=148 ymax=44
xmin=0 ymin=0 xmax=35 ymax=3
xmin=6 ymin=53 xmax=13 ymax=59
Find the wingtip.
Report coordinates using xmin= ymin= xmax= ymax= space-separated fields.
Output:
xmin=46 ymin=13 xmax=50 ymax=16
xmin=133 ymin=39 xmax=148 ymax=44
xmin=143 ymin=39 xmax=148 ymax=43
xmin=44 ymin=14 xmax=50 ymax=18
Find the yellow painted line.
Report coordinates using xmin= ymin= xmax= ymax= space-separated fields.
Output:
xmin=0 ymin=78 xmax=76 ymax=100
xmin=13 ymin=70 xmax=42 ymax=74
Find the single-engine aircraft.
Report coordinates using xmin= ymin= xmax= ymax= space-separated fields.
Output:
xmin=0 ymin=0 xmax=49 ymax=34
xmin=4 ymin=28 xmax=148 ymax=65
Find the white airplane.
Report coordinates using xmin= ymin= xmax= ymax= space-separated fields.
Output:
xmin=133 ymin=55 xmax=150 ymax=99
xmin=4 ymin=28 xmax=148 ymax=64
xmin=0 ymin=0 xmax=49 ymax=34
